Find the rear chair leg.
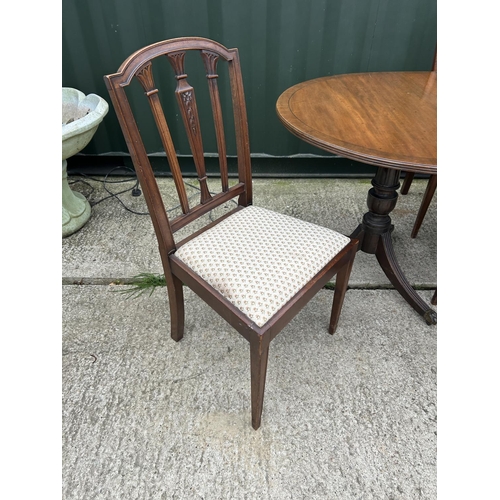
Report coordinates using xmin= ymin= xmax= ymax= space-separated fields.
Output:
xmin=411 ymin=174 xmax=437 ymax=238
xmin=329 ymin=248 xmax=357 ymax=334
xmin=166 ymin=274 xmax=185 ymax=342
xmin=401 ymin=172 xmax=415 ymax=194
xmin=250 ymin=339 xmax=269 ymax=430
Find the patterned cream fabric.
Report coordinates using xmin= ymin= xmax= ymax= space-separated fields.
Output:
xmin=175 ymin=206 xmax=350 ymax=328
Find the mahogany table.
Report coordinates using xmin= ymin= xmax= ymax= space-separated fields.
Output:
xmin=276 ymin=71 xmax=437 ymax=324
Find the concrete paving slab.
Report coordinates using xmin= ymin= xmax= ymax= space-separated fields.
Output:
xmin=62 ymin=284 xmax=436 ymax=500
xmin=62 ymin=174 xmax=437 ymax=498
xmin=62 ymin=176 xmax=436 ymax=288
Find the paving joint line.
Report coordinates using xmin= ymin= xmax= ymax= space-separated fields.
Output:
xmin=62 ymin=277 xmax=437 ymax=291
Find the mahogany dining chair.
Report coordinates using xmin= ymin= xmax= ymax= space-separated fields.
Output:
xmin=104 ymin=37 xmax=358 ymax=429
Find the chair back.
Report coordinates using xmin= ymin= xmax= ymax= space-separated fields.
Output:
xmin=104 ymin=37 xmax=253 ymax=253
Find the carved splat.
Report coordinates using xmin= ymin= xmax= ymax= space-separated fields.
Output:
xmin=135 ymin=62 xmax=157 ymax=95
xmin=135 ymin=62 xmax=190 ymax=214
xmin=201 ymin=50 xmax=229 ymax=192
xmin=180 ymin=90 xmax=197 ymax=134
xmin=202 ymin=50 xmax=219 ymax=78
xmin=167 ymin=51 xmax=187 ymax=78
xmin=167 ymin=51 xmax=212 ymax=204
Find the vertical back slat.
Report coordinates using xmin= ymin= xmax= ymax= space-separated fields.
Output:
xmin=167 ymin=51 xmax=212 ymax=204
xmin=135 ymin=62 xmax=190 ymax=214
xmin=201 ymin=50 xmax=229 ymax=192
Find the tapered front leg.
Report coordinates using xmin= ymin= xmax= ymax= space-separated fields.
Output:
xmin=329 ymin=244 xmax=358 ymax=334
xmin=249 ymin=338 xmax=270 ymax=430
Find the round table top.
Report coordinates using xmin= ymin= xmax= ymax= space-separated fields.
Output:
xmin=276 ymin=71 xmax=437 ymax=174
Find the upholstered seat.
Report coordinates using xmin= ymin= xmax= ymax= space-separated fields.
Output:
xmin=175 ymin=206 xmax=350 ymax=327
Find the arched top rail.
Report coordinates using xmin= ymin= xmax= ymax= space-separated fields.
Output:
xmin=106 ymin=37 xmax=238 ymax=87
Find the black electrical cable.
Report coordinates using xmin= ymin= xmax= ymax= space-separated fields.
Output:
xmin=68 ymin=166 xmax=145 ymax=213
xmin=67 ymin=167 xmax=237 ymax=218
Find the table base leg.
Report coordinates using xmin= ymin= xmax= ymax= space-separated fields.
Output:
xmin=351 ymin=224 xmax=437 ymax=325
xmin=375 ymin=231 xmax=437 ymax=325
xmin=349 ymin=165 xmax=437 ymax=325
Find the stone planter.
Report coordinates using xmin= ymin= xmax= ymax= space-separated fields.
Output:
xmin=62 ymin=88 xmax=109 ymax=237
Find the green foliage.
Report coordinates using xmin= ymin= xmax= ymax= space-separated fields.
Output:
xmin=112 ymin=273 xmax=166 ymax=299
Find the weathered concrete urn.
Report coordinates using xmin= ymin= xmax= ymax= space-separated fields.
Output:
xmin=62 ymin=88 xmax=108 ymax=237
